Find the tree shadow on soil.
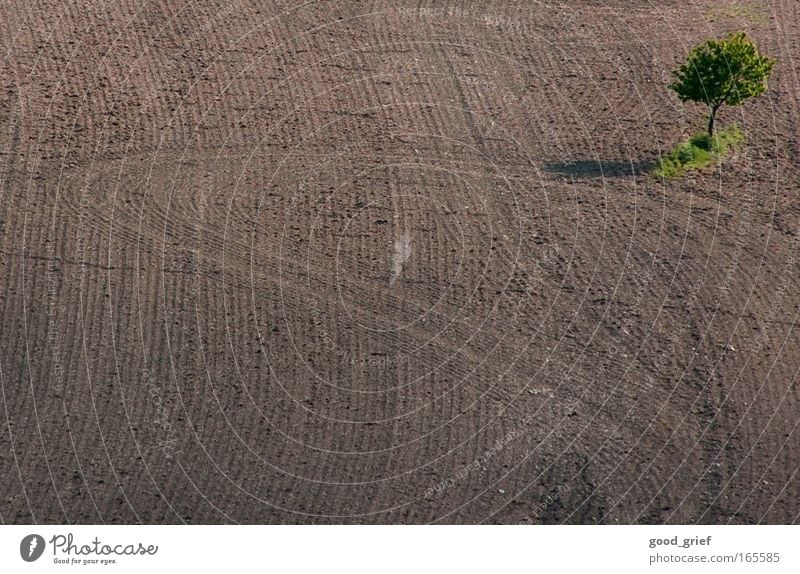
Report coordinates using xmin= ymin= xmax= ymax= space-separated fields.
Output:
xmin=543 ymin=159 xmax=655 ymax=179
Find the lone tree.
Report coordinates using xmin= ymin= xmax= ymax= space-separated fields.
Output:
xmin=669 ymin=32 xmax=774 ymax=138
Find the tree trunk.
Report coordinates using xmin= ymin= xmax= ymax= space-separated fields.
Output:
xmin=708 ymin=106 xmax=718 ymax=139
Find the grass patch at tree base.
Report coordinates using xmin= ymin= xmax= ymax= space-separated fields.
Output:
xmin=654 ymin=125 xmax=744 ymax=178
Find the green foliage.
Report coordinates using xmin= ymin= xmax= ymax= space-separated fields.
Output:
xmin=705 ymin=124 xmax=744 ymax=151
xmin=668 ymin=32 xmax=774 ymax=136
xmin=654 ymin=125 xmax=744 ymax=178
xmin=688 ymin=132 xmax=713 ymax=151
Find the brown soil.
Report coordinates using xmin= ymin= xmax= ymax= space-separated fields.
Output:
xmin=1 ymin=0 xmax=799 ymax=524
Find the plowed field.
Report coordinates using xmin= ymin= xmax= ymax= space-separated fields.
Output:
xmin=1 ymin=1 xmax=799 ymax=523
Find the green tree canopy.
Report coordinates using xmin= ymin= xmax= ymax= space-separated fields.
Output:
xmin=669 ymin=32 xmax=775 ymax=137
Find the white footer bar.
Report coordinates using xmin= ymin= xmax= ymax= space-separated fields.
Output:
xmin=2 ymin=525 xmax=797 ymax=573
